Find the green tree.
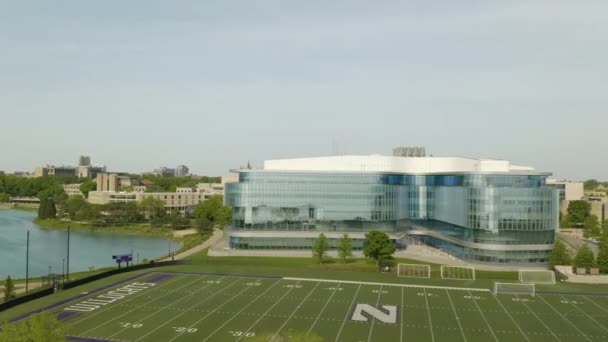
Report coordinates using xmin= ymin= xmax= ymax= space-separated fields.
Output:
xmin=37 ymin=197 xmax=57 ymax=220
xmin=0 ymin=312 xmax=66 ymax=342
xmin=0 ymin=192 xmax=9 ymax=203
xmin=192 ymin=195 xmax=231 ymax=229
xmin=79 ymin=179 xmax=96 ymax=198
xmin=584 ymin=179 xmax=600 ymax=190
xmin=338 ymin=234 xmax=353 ymax=263
xmin=597 ymin=237 xmax=608 ymax=274
xmin=168 ymin=211 xmax=190 ymax=229
xmin=363 ymin=231 xmax=396 ymax=265
xmin=312 ymin=233 xmax=330 ymax=264
xmin=583 ymin=215 xmax=601 ymax=237
xmin=560 ymin=214 xmax=573 ymax=228
xmin=139 ymin=196 xmax=166 ymax=225
xmin=547 ymin=240 xmax=571 ymax=268
xmin=567 ymin=200 xmax=591 ymax=225
xmin=3 ymin=276 xmax=16 ymax=302
xmin=573 ymin=244 xmax=596 ymax=268
xmin=195 ymin=216 xmax=213 ymax=232
xmin=63 ymin=195 xmax=87 ymax=220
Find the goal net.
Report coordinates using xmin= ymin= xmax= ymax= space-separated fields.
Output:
xmin=441 ymin=266 xmax=475 ymax=280
xmin=494 ymin=282 xmax=535 ymax=296
xmin=397 ymin=264 xmax=431 ymax=278
xmin=519 ymin=270 xmax=556 ymax=284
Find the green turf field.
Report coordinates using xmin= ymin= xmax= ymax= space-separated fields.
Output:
xmin=19 ymin=270 xmax=608 ymax=342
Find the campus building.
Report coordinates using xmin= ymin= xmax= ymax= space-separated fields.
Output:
xmin=225 ymin=154 xmax=560 ymax=265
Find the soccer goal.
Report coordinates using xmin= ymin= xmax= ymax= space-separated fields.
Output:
xmin=397 ymin=264 xmax=431 ymax=278
xmin=494 ymin=282 xmax=535 ymax=297
xmin=441 ymin=265 xmax=475 ymax=280
xmin=519 ymin=270 xmax=556 ymax=285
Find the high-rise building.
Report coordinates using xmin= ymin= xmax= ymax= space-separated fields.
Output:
xmin=175 ymin=165 xmax=189 ymax=177
xmin=225 ymin=152 xmax=559 ymax=265
xmin=79 ymin=155 xmax=91 ymax=166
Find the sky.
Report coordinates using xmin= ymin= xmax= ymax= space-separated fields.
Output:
xmin=0 ymin=1 xmax=606 ymax=180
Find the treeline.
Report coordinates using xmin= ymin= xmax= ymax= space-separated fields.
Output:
xmin=0 ymin=175 xmax=77 ymax=199
xmin=139 ymin=175 xmax=221 ymax=192
xmin=584 ymin=179 xmax=608 ymax=191
xmin=549 ymin=239 xmax=608 ymax=274
xmin=560 ymin=200 xmax=608 ymax=237
xmin=39 ymin=194 xmax=231 ymax=231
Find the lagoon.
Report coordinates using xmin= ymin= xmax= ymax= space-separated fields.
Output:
xmin=0 ymin=210 xmax=180 ymax=279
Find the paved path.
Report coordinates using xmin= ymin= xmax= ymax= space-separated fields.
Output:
xmin=161 ymin=229 xmax=223 ymax=261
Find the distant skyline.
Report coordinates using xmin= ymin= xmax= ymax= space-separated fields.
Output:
xmin=1 ymin=1 xmax=606 ymax=180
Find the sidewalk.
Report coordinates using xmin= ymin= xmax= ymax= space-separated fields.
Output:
xmin=161 ymin=229 xmax=223 ymax=261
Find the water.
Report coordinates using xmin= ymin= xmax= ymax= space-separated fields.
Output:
xmin=0 ymin=210 xmax=181 ymax=279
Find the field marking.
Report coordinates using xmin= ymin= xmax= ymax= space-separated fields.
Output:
xmin=167 ymin=278 xmax=269 ymax=342
xmin=558 ymin=295 xmax=608 ymax=333
xmin=306 ymin=282 xmax=342 ymax=335
xmin=284 ymin=277 xmax=490 ymax=292
xmin=134 ymin=277 xmax=243 ymax=342
xmin=271 ymin=282 xmax=320 ymax=340
xmin=536 ymin=295 xmax=592 ymax=342
xmin=400 ymin=288 xmax=404 ymax=342
xmin=423 ymin=288 xmax=435 ymax=342
xmin=66 ymin=274 xmax=187 ymax=328
xmin=367 ymin=285 xmax=383 ymax=342
xmin=334 ymin=284 xmax=362 ymax=342
xmin=107 ymin=276 xmax=221 ymax=340
xmin=582 ymin=296 xmax=608 ymax=314
xmin=468 ymin=290 xmax=498 ymax=342
xmin=490 ymin=295 xmax=530 ymax=342
xmin=78 ymin=275 xmax=205 ymax=337
xmin=516 ymin=295 xmax=561 ymax=341
xmin=445 ymin=289 xmax=467 ymax=342
xmin=202 ymin=279 xmax=287 ymax=342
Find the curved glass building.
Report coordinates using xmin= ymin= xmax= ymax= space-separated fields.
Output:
xmin=225 ymin=155 xmax=559 ymax=265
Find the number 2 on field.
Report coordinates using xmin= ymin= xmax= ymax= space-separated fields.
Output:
xmin=173 ymin=326 xmax=198 ymax=333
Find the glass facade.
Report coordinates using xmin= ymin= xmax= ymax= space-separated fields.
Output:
xmin=225 ymin=171 xmax=559 ymax=264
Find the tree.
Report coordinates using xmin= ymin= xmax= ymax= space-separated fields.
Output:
xmin=63 ymin=195 xmax=87 ymax=220
xmin=312 ymin=233 xmax=330 ymax=264
xmin=139 ymin=196 xmax=166 ymax=225
xmin=547 ymin=240 xmax=571 ymax=268
xmin=597 ymin=238 xmax=608 ymax=274
xmin=573 ymin=244 xmax=596 ymax=268
xmin=363 ymin=231 xmax=396 ymax=265
xmin=0 ymin=312 xmax=66 ymax=342
xmin=0 ymin=192 xmax=9 ymax=203
xmin=168 ymin=211 xmax=190 ymax=229
xmin=338 ymin=234 xmax=353 ymax=263
xmin=195 ymin=216 xmax=213 ymax=232
xmin=3 ymin=276 xmax=15 ymax=302
xmin=79 ymin=179 xmax=96 ymax=198
xmin=192 ymin=195 xmax=231 ymax=229
xmin=583 ymin=215 xmax=601 ymax=237
xmin=37 ymin=197 xmax=57 ymax=220
xmin=584 ymin=179 xmax=600 ymax=190
xmin=567 ymin=200 xmax=591 ymax=225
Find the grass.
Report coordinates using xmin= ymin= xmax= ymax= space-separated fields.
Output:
xmin=2 ymin=251 xmax=608 ymax=341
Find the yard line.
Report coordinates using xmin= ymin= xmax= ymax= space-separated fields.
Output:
xmin=517 ymin=295 xmax=561 ymax=341
xmin=582 ymin=296 xmax=608 ymax=314
xmin=423 ymin=288 xmax=435 ymax=342
xmin=334 ymin=284 xmax=362 ymax=342
xmin=558 ymin=295 xmax=608 ymax=333
xmin=202 ymin=280 xmax=287 ymax=342
xmin=536 ymin=296 xmax=592 ymax=341
xmin=306 ymin=282 xmax=342 ymax=335
xmin=468 ymin=290 xmax=498 ymax=342
xmin=167 ymin=278 xmax=264 ymax=342
xmin=107 ymin=276 xmax=219 ymax=339
xmin=271 ymin=282 xmax=320 ymax=340
xmin=78 ymin=275 xmax=205 ymax=336
xmin=445 ymin=290 xmax=467 ymax=342
xmin=367 ymin=285 xmax=383 ymax=342
xmin=489 ymin=294 xmax=530 ymax=342
xmin=67 ymin=274 xmax=187 ymax=327
xmin=400 ymin=288 xmax=404 ymax=342
xmin=134 ymin=277 xmax=242 ymax=342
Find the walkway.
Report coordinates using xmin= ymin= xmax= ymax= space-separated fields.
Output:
xmin=161 ymin=229 xmax=223 ymax=261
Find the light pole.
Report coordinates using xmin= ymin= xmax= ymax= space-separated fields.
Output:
xmin=66 ymin=224 xmax=70 ymax=281
xmin=25 ymin=230 xmax=30 ymax=293
xmin=62 ymin=258 xmax=65 ymax=282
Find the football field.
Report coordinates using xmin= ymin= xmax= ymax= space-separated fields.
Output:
xmin=24 ymin=271 xmax=608 ymax=342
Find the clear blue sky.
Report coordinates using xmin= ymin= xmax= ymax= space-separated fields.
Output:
xmin=1 ymin=1 xmax=606 ymax=180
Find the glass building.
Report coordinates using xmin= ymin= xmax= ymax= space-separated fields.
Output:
xmin=225 ymin=155 xmax=559 ymax=265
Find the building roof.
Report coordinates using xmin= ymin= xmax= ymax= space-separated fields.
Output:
xmin=241 ymin=155 xmax=551 ymax=175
